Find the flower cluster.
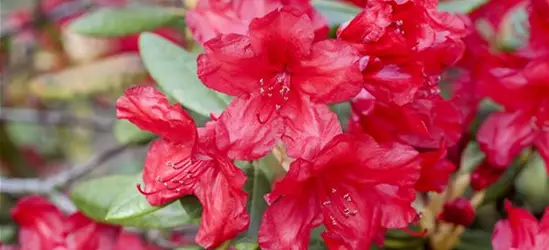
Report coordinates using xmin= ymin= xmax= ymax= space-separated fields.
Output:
xmin=116 ymin=0 xmax=472 ymax=248
xmin=6 ymin=196 xmax=160 ymax=250
xmin=452 ymin=0 xmax=549 ymax=188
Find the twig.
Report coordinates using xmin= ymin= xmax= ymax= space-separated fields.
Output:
xmin=0 ymin=0 xmax=92 ymax=39
xmin=0 ymin=144 xmax=132 ymax=194
xmin=0 ymin=107 xmax=113 ymax=131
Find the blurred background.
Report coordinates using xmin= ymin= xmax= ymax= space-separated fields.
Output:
xmin=0 ymin=0 xmax=194 ymax=244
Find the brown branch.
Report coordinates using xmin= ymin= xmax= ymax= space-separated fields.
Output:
xmin=0 ymin=144 xmax=133 ymax=195
xmin=0 ymin=107 xmax=113 ymax=131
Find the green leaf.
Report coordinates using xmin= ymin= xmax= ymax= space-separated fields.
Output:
xmin=244 ymin=162 xmax=271 ymax=239
xmin=105 ymin=177 xmax=162 ymax=221
xmin=515 ymin=153 xmax=549 ymax=212
xmin=496 ymin=3 xmax=529 ymax=51
xmin=71 ymin=174 xmax=202 ymax=228
xmin=255 ymin=153 xmax=286 ymax=185
xmin=139 ymin=33 xmax=229 ymax=116
xmin=312 ymin=0 xmax=361 ymax=26
xmin=113 ymin=119 xmax=155 ymax=145
xmin=234 ymin=242 xmax=259 ymax=250
xmin=437 ymin=0 xmax=488 ymax=14
xmin=69 ymin=6 xmax=180 ymax=37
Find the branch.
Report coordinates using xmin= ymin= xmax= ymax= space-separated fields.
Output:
xmin=0 ymin=0 xmax=92 ymax=39
xmin=0 ymin=107 xmax=113 ymax=131
xmin=0 ymin=144 xmax=133 ymax=194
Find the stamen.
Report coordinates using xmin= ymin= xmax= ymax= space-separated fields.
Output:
xmin=137 ymin=184 xmax=157 ymax=195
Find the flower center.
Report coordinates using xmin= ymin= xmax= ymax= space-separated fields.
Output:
xmin=137 ymin=159 xmax=209 ymax=195
xmin=258 ymin=71 xmax=292 ymax=111
xmin=530 ymin=101 xmax=549 ymax=132
xmin=321 ymin=187 xmax=359 ymax=226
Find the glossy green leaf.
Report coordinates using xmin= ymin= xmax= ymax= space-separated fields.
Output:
xmin=437 ymin=0 xmax=488 ymax=14
xmin=71 ymin=174 xmax=202 ymax=228
xmin=139 ymin=33 xmax=229 ymax=116
xmin=312 ymin=0 xmax=361 ymax=26
xmin=496 ymin=3 xmax=529 ymax=51
xmin=515 ymin=153 xmax=549 ymax=212
xmin=243 ymin=162 xmax=271 ymax=239
xmin=234 ymin=241 xmax=259 ymax=250
xmin=113 ymin=119 xmax=155 ymax=145
xmin=105 ymin=176 xmax=161 ymax=221
xmin=69 ymin=6 xmax=179 ymax=37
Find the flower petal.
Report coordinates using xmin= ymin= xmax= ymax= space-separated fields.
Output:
xmin=197 ymin=34 xmax=268 ymax=96
xmin=477 ymin=111 xmax=536 ymax=167
xmin=216 ymin=96 xmax=283 ymax=161
xmin=280 ymin=96 xmax=342 ymax=160
xmin=116 ymin=85 xmax=197 ymax=143
xmin=258 ymin=187 xmax=322 ymax=250
xmin=194 ymin=160 xmax=249 ymax=249
xmin=415 ymin=148 xmax=456 ymax=193
xmin=249 ymin=8 xmax=314 ymax=65
xmin=11 ymin=196 xmax=65 ymax=250
xmin=293 ymin=40 xmax=362 ymax=104
xmin=501 ymin=201 xmax=539 ymax=249
xmin=140 ymin=139 xmax=198 ymax=206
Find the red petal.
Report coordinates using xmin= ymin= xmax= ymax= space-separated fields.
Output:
xmin=438 ymin=197 xmax=476 ymax=227
xmin=194 ymin=160 xmax=249 ymax=249
xmin=216 ymin=96 xmax=283 ymax=161
xmin=258 ymin=186 xmax=322 ymax=250
xmin=186 ymin=0 xmax=327 ymax=45
xmin=116 ymin=85 xmax=197 ymax=143
xmin=470 ymin=160 xmax=506 ymax=191
xmin=415 ymin=148 xmax=456 ymax=193
xmin=536 ymin=207 xmax=549 ymax=249
xmin=11 ymin=196 xmax=65 ymax=250
xmin=197 ymin=34 xmax=269 ymax=96
xmin=140 ymin=139 xmax=198 ymax=206
xmin=321 ymin=204 xmax=383 ymax=249
xmin=65 ymin=213 xmax=119 ymax=250
xmin=293 ymin=40 xmax=362 ymax=104
xmin=477 ymin=111 xmax=536 ymax=167
xmin=249 ymin=8 xmax=314 ymax=65
xmin=280 ymin=96 xmax=342 ymax=160
xmin=337 ymin=4 xmax=392 ymax=44
xmin=492 ymin=220 xmax=513 ymax=250
xmin=503 ymin=201 xmax=539 ymax=249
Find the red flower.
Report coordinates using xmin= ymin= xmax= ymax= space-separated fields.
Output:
xmin=477 ymin=58 xmax=549 ymax=170
xmin=116 ymin=86 xmax=249 ymax=249
xmin=415 ymin=145 xmax=456 ymax=193
xmin=186 ymin=0 xmax=329 ymax=45
xmin=114 ymin=231 xmax=161 ymax=250
xmin=258 ymin=134 xmax=420 ymax=249
xmin=348 ymin=89 xmax=463 ymax=149
xmin=470 ymin=160 xmax=506 ymax=191
xmin=10 ymin=196 xmax=119 ymax=250
xmin=492 ymin=201 xmax=549 ymax=250
xmin=338 ymin=0 xmax=470 ymax=105
xmin=438 ymin=197 xmax=475 ymax=227
xmin=197 ymin=8 xmax=362 ymax=160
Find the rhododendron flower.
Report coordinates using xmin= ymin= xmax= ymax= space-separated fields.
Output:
xmin=477 ymin=58 xmax=549 ymax=170
xmin=187 ymin=0 xmax=329 ymax=45
xmin=11 ymin=196 xmax=119 ymax=250
xmin=491 ymin=201 xmax=549 ymax=250
xmin=470 ymin=160 xmax=506 ymax=191
xmin=198 ymin=8 xmax=362 ymax=160
xmin=348 ymin=89 xmax=463 ymax=149
xmin=114 ymin=231 xmax=161 ymax=250
xmin=116 ymin=86 xmax=249 ymax=249
xmin=438 ymin=197 xmax=475 ymax=227
xmin=258 ymin=134 xmax=420 ymax=249
xmin=415 ymin=145 xmax=456 ymax=193
xmin=338 ymin=0 xmax=470 ymax=105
